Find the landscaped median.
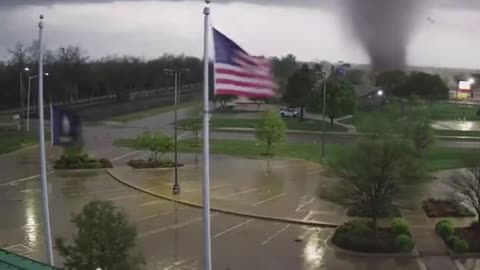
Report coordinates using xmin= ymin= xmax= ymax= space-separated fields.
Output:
xmin=179 ymin=117 xmax=348 ymax=133
xmin=0 ymin=130 xmax=39 ymax=154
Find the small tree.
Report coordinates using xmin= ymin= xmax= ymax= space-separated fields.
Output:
xmin=134 ymin=131 xmax=173 ymax=163
xmin=402 ymin=117 xmax=435 ymax=154
xmin=181 ymin=105 xmax=203 ymax=146
xmin=256 ymin=111 xmax=286 ymax=155
xmin=448 ymin=157 xmax=480 ymax=223
xmin=328 ymin=138 xmax=427 ymax=233
xmin=56 ymin=200 xmax=143 ymax=270
xmin=322 ymin=79 xmax=356 ymax=125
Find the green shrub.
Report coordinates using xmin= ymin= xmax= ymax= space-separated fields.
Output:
xmin=343 ymin=220 xmax=374 ymax=237
xmin=394 ymin=234 xmax=415 ymax=252
xmin=99 ymin=158 xmax=113 ymax=168
xmin=452 ymin=239 xmax=469 ymax=253
xmin=391 ymin=218 xmax=410 ymax=235
xmin=446 ymin=235 xmax=459 ymax=247
xmin=435 ymin=220 xmax=454 ymax=238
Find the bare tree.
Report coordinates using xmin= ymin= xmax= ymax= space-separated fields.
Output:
xmin=7 ymin=43 xmax=28 ymax=67
xmin=448 ymin=159 xmax=480 ymax=223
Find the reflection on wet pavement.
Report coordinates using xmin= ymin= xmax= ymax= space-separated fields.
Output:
xmin=1 ymin=157 xmax=424 ymax=270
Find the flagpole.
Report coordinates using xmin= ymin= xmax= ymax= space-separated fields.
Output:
xmin=202 ymin=2 xmax=212 ymax=270
xmin=50 ymin=101 xmax=53 ymax=146
xmin=37 ymin=14 xmax=55 ymax=266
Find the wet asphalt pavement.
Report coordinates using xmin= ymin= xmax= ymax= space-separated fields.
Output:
xmin=0 ymin=168 xmax=423 ymax=270
xmin=1 ymin=107 xmax=476 ymax=269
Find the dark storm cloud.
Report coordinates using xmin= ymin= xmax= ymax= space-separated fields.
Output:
xmin=343 ymin=0 xmax=421 ymax=70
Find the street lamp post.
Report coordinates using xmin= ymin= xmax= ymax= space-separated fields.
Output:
xmin=164 ymin=68 xmax=189 ymax=195
xmin=27 ymin=73 xmax=49 ymax=132
xmin=20 ymin=67 xmax=30 ymax=130
xmin=320 ymin=62 xmax=350 ymax=160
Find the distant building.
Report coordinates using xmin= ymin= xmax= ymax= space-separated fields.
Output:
xmin=355 ymin=86 xmax=387 ymax=110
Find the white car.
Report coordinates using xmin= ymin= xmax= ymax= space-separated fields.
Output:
xmin=280 ymin=107 xmax=299 ymax=118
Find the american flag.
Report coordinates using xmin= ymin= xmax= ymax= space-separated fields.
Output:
xmin=213 ymin=28 xmax=276 ymax=98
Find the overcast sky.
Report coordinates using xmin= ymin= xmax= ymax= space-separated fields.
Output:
xmin=1 ymin=0 xmax=480 ymax=69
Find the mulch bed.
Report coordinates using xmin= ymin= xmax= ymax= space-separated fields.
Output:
xmin=422 ymin=198 xmax=475 ymax=218
xmin=347 ymin=205 xmax=401 ymax=218
xmin=127 ymin=159 xmax=183 ymax=169
xmin=332 ymin=227 xmax=398 ymax=253
xmin=455 ymin=226 xmax=480 ymax=252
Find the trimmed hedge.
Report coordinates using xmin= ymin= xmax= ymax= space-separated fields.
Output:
xmin=392 ymin=218 xmax=410 ymax=235
xmin=435 ymin=220 xmax=454 ymax=238
xmin=435 ymin=220 xmax=471 ymax=253
xmin=394 ymin=234 xmax=415 ymax=252
xmin=127 ymin=159 xmax=182 ymax=169
xmin=54 ymin=153 xmax=112 ymax=169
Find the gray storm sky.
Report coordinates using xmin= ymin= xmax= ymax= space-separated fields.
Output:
xmin=1 ymin=0 xmax=479 ymax=69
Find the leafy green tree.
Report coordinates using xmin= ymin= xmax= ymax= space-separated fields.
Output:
xmin=345 ymin=68 xmax=366 ymax=85
xmin=398 ymin=72 xmax=449 ymax=100
xmin=284 ymin=64 xmax=316 ymax=118
xmin=133 ymin=131 xmax=173 ymax=163
xmin=56 ymin=200 xmax=143 ymax=270
xmin=256 ymin=110 xmax=286 ymax=155
xmin=376 ymin=70 xmax=408 ymax=96
xmin=320 ymin=79 xmax=356 ymax=125
xmin=181 ymin=105 xmax=203 ymax=146
xmin=272 ymin=54 xmax=298 ymax=94
xmin=402 ymin=115 xmax=435 ymax=154
xmin=326 ymin=138 xmax=427 ymax=233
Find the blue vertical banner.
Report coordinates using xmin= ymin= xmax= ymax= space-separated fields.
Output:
xmin=52 ymin=107 xmax=82 ymax=146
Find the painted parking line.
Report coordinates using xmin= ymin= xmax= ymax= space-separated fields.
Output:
xmin=454 ymin=259 xmax=466 ymax=270
xmin=214 ymin=188 xmax=258 ymax=200
xmin=68 ymin=186 xmax=127 ymax=197
xmin=295 ymin=197 xmax=316 ymax=212
xmin=252 ymin=193 xmax=285 ymax=206
xmin=4 ymin=244 xmax=33 ymax=254
xmin=138 ymin=213 xmax=219 ymax=238
xmin=0 ymin=171 xmax=54 ymax=188
xmin=261 ymin=224 xmax=291 ymax=246
xmin=107 ymin=194 xmax=145 ymax=201
xmin=213 ymin=218 xmax=253 ymax=239
xmin=111 ymin=150 xmax=141 ymax=162
xmin=135 ymin=209 xmax=175 ymax=222
xmin=302 ymin=211 xmax=314 ymax=221
xmin=140 ymin=200 xmax=167 ymax=207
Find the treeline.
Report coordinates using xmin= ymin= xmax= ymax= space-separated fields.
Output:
xmin=0 ymin=42 xmax=203 ymax=110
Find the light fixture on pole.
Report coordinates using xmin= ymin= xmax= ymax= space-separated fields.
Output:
xmin=468 ymin=77 xmax=475 ymax=85
xmin=377 ymin=89 xmax=384 ymax=96
xmin=20 ymin=67 xmax=30 ymax=130
xmin=26 ymin=72 xmax=49 ymax=132
xmin=164 ymin=68 xmax=189 ymax=195
xmin=320 ymin=61 xmax=350 ymax=160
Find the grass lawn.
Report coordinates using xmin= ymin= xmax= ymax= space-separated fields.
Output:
xmin=110 ymin=101 xmax=200 ymax=123
xmin=197 ymin=117 xmax=348 ymax=132
xmin=429 ymin=103 xmax=480 ymax=121
xmin=114 ymin=138 xmax=477 ymax=171
xmin=434 ymin=129 xmax=480 ymax=137
xmin=0 ymin=130 xmax=38 ymax=154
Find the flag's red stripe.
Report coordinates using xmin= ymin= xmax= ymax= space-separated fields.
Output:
xmin=215 ymin=68 xmax=271 ymax=80
xmin=216 ymin=89 xmax=274 ymax=98
xmin=216 ymin=78 xmax=273 ymax=89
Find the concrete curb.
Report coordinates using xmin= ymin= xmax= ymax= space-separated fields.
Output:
xmin=106 ymin=168 xmax=338 ymax=228
xmin=323 ymin=228 xmax=417 ymax=258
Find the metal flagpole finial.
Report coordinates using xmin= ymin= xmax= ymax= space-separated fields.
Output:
xmin=204 ymin=0 xmax=210 ymax=15
xmin=39 ymin=14 xmax=44 ymax=28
